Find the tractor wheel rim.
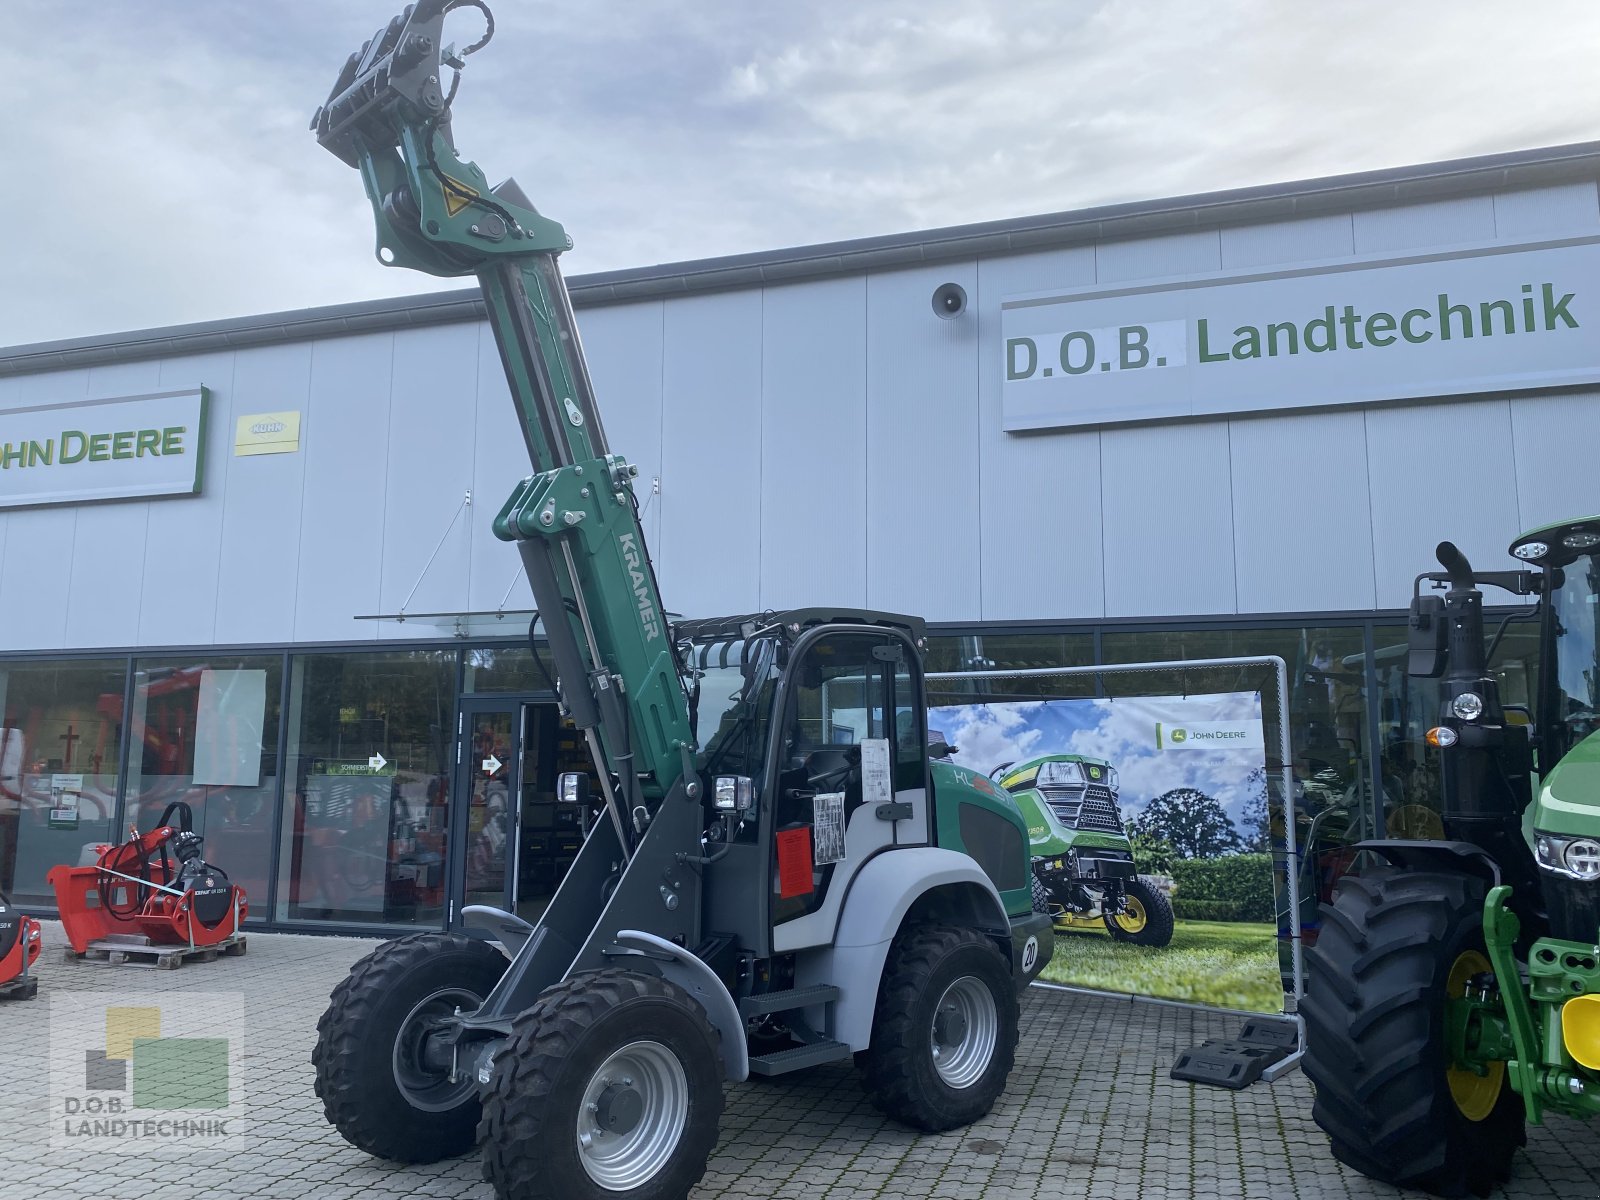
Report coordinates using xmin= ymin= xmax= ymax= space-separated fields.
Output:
xmin=390 ymin=986 xmax=486 ymax=1112
xmin=1114 ymin=896 xmax=1148 ymax=934
xmin=1445 ymin=949 xmax=1506 ymax=1122
xmin=576 ymin=1039 xmax=689 ymax=1191
xmin=930 ymin=976 xmax=998 ymax=1089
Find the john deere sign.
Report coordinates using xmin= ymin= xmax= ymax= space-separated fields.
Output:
xmin=1001 ymin=237 xmax=1599 ymax=431
xmin=0 ymin=388 xmax=207 ymax=509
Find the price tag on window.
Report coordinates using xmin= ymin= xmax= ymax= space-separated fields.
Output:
xmin=860 ymin=738 xmax=892 ymax=810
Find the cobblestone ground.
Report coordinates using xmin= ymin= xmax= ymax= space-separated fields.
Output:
xmin=2 ymin=923 xmax=1597 ymax=1200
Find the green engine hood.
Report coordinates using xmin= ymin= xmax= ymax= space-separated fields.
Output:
xmin=1537 ymin=728 xmax=1600 ymax=839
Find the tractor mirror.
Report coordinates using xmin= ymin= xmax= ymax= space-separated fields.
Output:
xmin=1407 ymin=594 xmax=1448 ymax=678
xmin=557 ymin=772 xmax=590 ymax=805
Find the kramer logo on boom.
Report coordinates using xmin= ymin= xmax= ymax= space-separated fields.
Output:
xmin=618 ymin=533 xmax=661 ymax=642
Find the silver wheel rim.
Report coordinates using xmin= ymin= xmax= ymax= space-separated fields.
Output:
xmin=930 ymin=976 xmax=998 ymax=1089
xmin=390 ymin=986 xmax=485 ymax=1112
xmin=576 ymin=1039 xmax=690 ymax=1191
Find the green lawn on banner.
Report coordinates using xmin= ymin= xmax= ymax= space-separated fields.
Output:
xmin=1039 ymin=920 xmax=1281 ymax=1013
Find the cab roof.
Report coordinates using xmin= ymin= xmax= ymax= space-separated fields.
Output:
xmin=1510 ymin=515 xmax=1600 ymax=568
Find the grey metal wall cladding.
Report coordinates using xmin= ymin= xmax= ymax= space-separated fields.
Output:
xmin=1096 ymin=230 xmax=1221 ymax=284
xmin=379 ymin=325 xmax=480 ymax=621
xmin=659 ymin=292 xmax=764 ymax=619
xmin=579 ymin=301 xmax=667 ymax=556
xmin=1219 ymin=214 xmax=1356 ymax=272
xmin=1228 ymin=409 xmax=1377 ymax=614
xmin=976 ymin=247 xmax=1105 ymax=621
xmin=1100 ymin=420 xmax=1238 ymax=617
xmin=214 ymin=342 xmax=314 ymax=646
xmin=864 ymin=262 xmax=981 ymax=622
xmin=294 ymin=334 xmax=393 ymax=642
xmin=8 ymin=178 xmax=1600 ymax=651
xmin=1509 ymin=390 xmax=1600 ymax=536
xmin=1364 ymin=400 xmax=1523 ymax=610
xmin=758 ymin=277 xmax=868 ymax=609
xmin=1353 ymin=196 xmax=1497 ymax=256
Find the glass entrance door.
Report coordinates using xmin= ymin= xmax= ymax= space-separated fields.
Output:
xmin=449 ymin=699 xmax=591 ymax=927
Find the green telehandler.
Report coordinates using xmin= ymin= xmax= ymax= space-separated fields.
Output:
xmin=1304 ymin=517 xmax=1600 ymax=1197
xmin=305 ymin=5 xmax=1052 ymax=1199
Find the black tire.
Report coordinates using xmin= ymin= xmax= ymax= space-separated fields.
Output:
xmin=1302 ymin=867 xmax=1525 ymax=1198
xmin=1030 ymin=871 xmax=1051 ymax=915
xmin=479 ymin=970 xmax=724 ymax=1200
xmin=1105 ymin=877 xmax=1175 ymax=947
xmin=313 ymin=931 xmax=507 ymax=1163
xmin=858 ymin=924 xmax=1018 ymax=1131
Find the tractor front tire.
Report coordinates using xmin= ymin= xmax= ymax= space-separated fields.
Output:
xmin=1105 ymin=877 xmax=1175 ymax=947
xmin=859 ymin=924 xmax=1018 ymax=1131
xmin=1302 ymin=867 xmax=1525 ymax=1198
xmin=479 ymin=970 xmax=723 ymax=1200
xmin=313 ymin=931 xmax=508 ymax=1163
xmin=1030 ymin=872 xmax=1052 ymax=915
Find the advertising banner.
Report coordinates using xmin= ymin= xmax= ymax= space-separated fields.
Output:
xmin=931 ymin=691 xmax=1281 ymax=1011
xmin=1001 ymin=236 xmax=1600 ymax=431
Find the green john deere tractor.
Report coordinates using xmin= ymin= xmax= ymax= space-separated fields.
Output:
xmin=1304 ymin=516 xmax=1600 ymax=1197
xmin=993 ymin=755 xmax=1174 ymax=948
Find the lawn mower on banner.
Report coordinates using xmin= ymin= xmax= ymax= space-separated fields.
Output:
xmin=48 ymin=800 xmax=247 ymax=955
xmin=0 ymin=890 xmax=41 ymax=999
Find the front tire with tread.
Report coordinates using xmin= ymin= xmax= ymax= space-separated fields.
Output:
xmin=313 ymin=931 xmax=508 ymax=1163
xmin=1302 ymin=867 xmax=1525 ymax=1198
xmin=479 ymin=969 xmax=723 ymax=1200
xmin=1105 ymin=876 xmax=1175 ymax=947
xmin=858 ymin=924 xmax=1018 ymax=1131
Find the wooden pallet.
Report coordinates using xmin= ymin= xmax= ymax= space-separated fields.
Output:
xmin=64 ymin=934 xmax=247 ymax=971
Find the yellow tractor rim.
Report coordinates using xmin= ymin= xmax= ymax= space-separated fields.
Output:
xmin=1445 ymin=949 xmax=1505 ymax=1122
xmin=1112 ymin=896 xmax=1148 ymax=935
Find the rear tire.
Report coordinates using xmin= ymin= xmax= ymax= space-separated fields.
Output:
xmin=1302 ymin=867 xmax=1525 ymax=1197
xmin=1105 ymin=877 xmax=1175 ymax=947
xmin=858 ymin=924 xmax=1018 ymax=1131
xmin=313 ymin=932 xmax=508 ymax=1163
xmin=479 ymin=970 xmax=723 ymax=1200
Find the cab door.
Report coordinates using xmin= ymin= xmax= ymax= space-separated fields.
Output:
xmin=768 ymin=627 xmax=929 ymax=953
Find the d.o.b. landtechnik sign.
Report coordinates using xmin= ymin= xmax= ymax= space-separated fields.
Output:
xmin=0 ymin=388 xmax=207 ymax=509
xmin=1000 ymin=237 xmax=1600 ymax=432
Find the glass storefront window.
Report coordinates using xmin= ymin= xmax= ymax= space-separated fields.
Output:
xmin=125 ymin=656 xmax=282 ymax=918
xmin=0 ymin=658 xmax=127 ymax=905
xmin=925 ymin=633 xmax=1097 ymax=702
xmin=277 ymin=649 xmax=457 ymax=927
xmin=463 ymin=644 xmax=557 ymax=694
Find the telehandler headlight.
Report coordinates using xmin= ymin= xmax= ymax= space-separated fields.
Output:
xmin=714 ymin=775 xmax=754 ymax=812
xmin=1451 ymin=692 xmax=1485 ymax=721
xmin=1563 ymin=531 xmax=1600 ymax=550
xmin=1425 ymin=726 xmax=1458 ymax=748
xmin=1512 ymin=541 xmax=1549 ymax=561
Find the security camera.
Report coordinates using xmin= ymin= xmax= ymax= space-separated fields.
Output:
xmin=931 ymin=282 xmax=967 ymax=319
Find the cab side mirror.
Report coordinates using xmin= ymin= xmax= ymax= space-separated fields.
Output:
xmin=1407 ymin=594 xmax=1447 ymax=678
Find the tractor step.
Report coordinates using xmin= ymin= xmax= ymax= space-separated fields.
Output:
xmin=1170 ymin=1016 xmax=1301 ymax=1090
xmin=739 ymin=984 xmax=840 ymax=1017
xmin=746 ymin=1038 xmax=852 ymax=1077
xmin=64 ymin=934 xmax=248 ymax=971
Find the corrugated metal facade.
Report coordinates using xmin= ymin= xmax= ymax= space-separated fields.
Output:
xmin=1 ymin=163 xmax=1598 ymax=652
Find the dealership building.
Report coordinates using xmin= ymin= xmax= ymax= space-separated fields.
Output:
xmin=1 ymin=141 xmax=1596 ymax=933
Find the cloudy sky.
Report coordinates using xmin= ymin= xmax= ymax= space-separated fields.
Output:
xmin=6 ymin=0 xmax=1598 ymax=348
xmin=929 ymin=692 xmax=1266 ymax=829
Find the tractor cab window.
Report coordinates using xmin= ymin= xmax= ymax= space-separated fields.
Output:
xmin=690 ymin=636 xmax=778 ymax=782
xmin=1550 ymin=555 xmax=1600 ymax=760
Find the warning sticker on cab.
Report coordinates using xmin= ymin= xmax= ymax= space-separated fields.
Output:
xmin=776 ymin=827 xmax=814 ymax=898
xmin=812 ymin=792 xmax=846 ymax=865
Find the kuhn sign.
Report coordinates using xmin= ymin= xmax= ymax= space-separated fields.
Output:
xmin=1000 ymin=237 xmax=1600 ymax=432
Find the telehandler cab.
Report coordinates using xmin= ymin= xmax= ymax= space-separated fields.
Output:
xmin=307 ymin=6 xmax=1051 ymax=1198
xmin=1304 ymin=518 xmax=1600 ymax=1197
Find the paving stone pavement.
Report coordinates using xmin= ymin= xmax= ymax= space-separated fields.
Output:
xmin=2 ymin=922 xmax=1597 ymax=1200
